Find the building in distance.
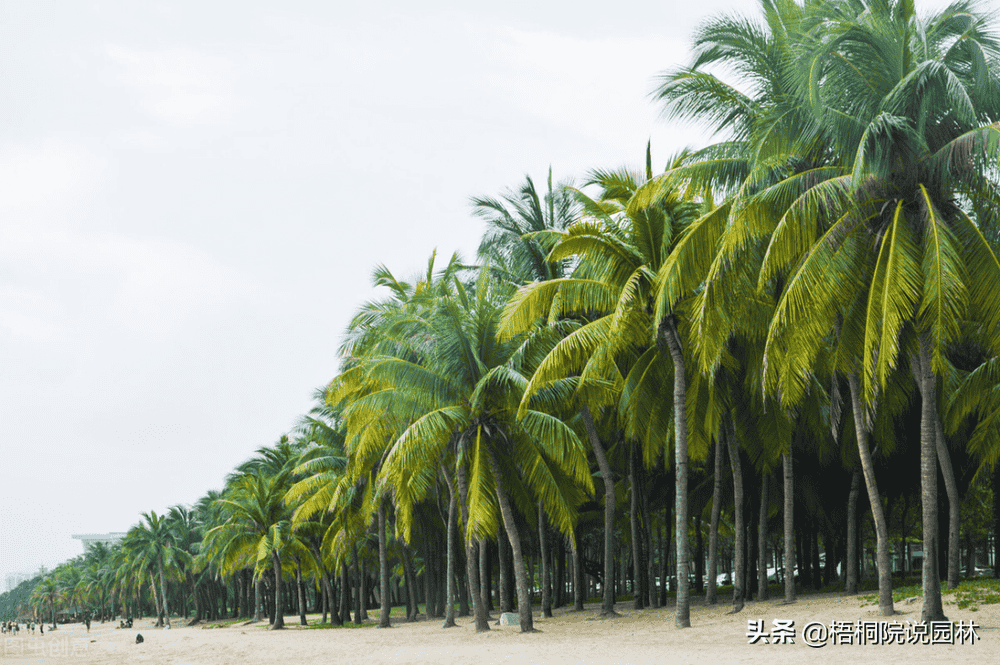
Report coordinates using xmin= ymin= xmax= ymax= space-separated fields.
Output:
xmin=72 ymin=532 xmax=127 ymax=552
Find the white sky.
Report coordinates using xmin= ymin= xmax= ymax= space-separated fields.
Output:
xmin=0 ymin=0 xmax=962 ymax=581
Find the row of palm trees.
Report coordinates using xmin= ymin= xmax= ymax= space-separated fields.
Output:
xmin=21 ymin=0 xmax=1000 ymax=633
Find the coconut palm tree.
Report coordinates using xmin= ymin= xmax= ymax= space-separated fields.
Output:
xmin=500 ymin=147 xmax=705 ymax=625
xmin=759 ymin=0 xmax=1000 ymax=622
xmin=472 ymin=169 xmax=577 ymax=286
xmin=206 ymin=470 xmax=313 ymax=630
xmin=123 ymin=511 xmax=190 ymax=628
xmin=344 ymin=262 xmax=591 ymax=633
xmin=166 ymin=505 xmax=203 ymax=623
xmin=650 ymin=0 xmax=827 ymax=612
xmin=33 ymin=577 xmax=61 ymax=628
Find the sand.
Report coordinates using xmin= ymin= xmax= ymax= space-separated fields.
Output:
xmin=3 ymin=593 xmax=996 ymax=665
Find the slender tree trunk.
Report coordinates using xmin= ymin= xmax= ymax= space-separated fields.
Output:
xmin=186 ymin=571 xmax=201 ymax=625
xmin=340 ymin=563 xmax=351 ymax=623
xmin=352 ymin=546 xmax=363 ymax=625
xmin=377 ymin=499 xmax=392 ymax=628
xmin=571 ymin=525 xmax=585 ymax=611
xmin=914 ymin=336 xmax=947 ymax=622
xmin=270 ymin=551 xmax=285 ymax=629
xmin=934 ymin=418 xmax=960 ymax=589
xmin=150 ymin=576 xmax=162 ymax=626
xmin=845 ymin=471 xmax=861 ymax=594
xmin=629 ymin=446 xmax=644 ymax=609
xmin=847 ymin=372 xmax=894 ymax=616
xmin=498 ymin=521 xmax=511 ymax=613
xmin=486 ymin=448 xmax=535 ymax=632
xmin=312 ymin=543 xmax=339 ymax=625
xmin=538 ymin=503 xmax=552 ymax=618
xmin=707 ymin=439 xmax=723 ymax=605
xmin=582 ymin=406 xmax=618 ymax=617
xmin=442 ymin=468 xmax=458 ymax=628
xmin=253 ymin=576 xmax=263 ymax=622
xmin=401 ymin=543 xmax=419 ymax=621
xmin=757 ymin=471 xmax=769 ymax=601
xmin=296 ymin=559 xmax=307 ymax=626
xmin=457 ymin=549 xmax=470 ymax=617
xmin=642 ymin=487 xmax=656 ymax=608
xmin=479 ymin=540 xmax=491 ymax=616
xmin=782 ymin=453 xmax=795 ymax=603
xmin=457 ymin=462 xmax=490 ymax=632
xmin=159 ymin=558 xmax=171 ymax=628
xmin=551 ymin=536 xmax=561 ymax=608
xmin=662 ymin=318 xmax=690 ymax=628
xmin=420 ymin=524 xmax=436 ymax=619
xmin=725 ymin=414 xmax=745 ymax=613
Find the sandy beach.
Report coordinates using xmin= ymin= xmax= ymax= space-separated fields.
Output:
xmin=3 ymin=592 xmax=995 ymax=665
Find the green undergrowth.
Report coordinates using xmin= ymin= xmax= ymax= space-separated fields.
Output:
xmin=304 ymin=621 xmax=375 ymax=630
xmin=859 ymin=576 xmax=1000 ymax=610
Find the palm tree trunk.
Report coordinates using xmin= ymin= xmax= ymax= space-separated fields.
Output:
xmin=352 ymin=546 xmax=363 ymax=625
xmin=442 ymin=467 xmax=458 ymax=628
xmin=845 ymin=470 xmax=860 ymax=594
xmin=253 ymin=575 xmax=263 ymax=622
xmin=340 ymin=563 xmax=351 ymax=623
xmin=150 ymin=578 xmax=161 ymax=627
xmin=783 ymin=453 xmax=795 ymax=603
xmin=498 ymin=522 xmax=511 ymax=613
xmin=934 ymin=418 xmax=960 ymax=589
xmin=270 ymin=551 xmax=285 ymax=629
xmin=486 ymin=447 xmax=534 ymax=633
xmin=186 ymin=571 xmax=201 ymax=625
xmin=159 ymin=559 xmax=171 ymax=628
xmin=457 ymin=462 xmax=490 ymax=632
xmin=571 ymin=525 xmax=585 ymax=611
xmin=479 ymin=540 xmax=491 ymax=616
xmin=296 ymin=559 xmax=307 ymax=626
xmin=538 ymin=503 xmax=552 ymax=617
xmin=581 ymin=405 xmax=618 ymax=617
xmin=757 ymin=471 xmax=769 ymax=601
xmin=401 ymin=543 xmax=419 ymax=621
xmin=662 ymin=318 xmax=690 ymax=628
xmin=642 ymin=488 xmax=656 ymax=609
xmin=377 ymin=499 xmax=392 ymax=628
xmin=707 ymin=438 xmax=723 ymax=605
xmin=312 ymin=543 xmax=339 ymax=625
xmin=914 ymin=336 xmax=947 ymax=622
xmin=629 ymin=445 xmax=644 ymax=609
xmin=725 ymin=413 xmax=745 ymax=613
xmin=847 ymin=372 xmax=894 ymax=616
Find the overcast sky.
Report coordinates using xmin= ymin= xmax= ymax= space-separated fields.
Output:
xmin=0 ymin=0 xmax=961 ymax=582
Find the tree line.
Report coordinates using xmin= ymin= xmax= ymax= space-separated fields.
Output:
xmin=8 ymin=0 xmax=1000 ymax=632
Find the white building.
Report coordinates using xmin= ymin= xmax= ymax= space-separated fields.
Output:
xmin=5 ymin=566 xmax=48 ymax=591
xmin=72 ymin=532 xmax=127 ymax=552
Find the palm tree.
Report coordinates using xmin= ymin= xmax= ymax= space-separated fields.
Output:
xmin=760 ymin=0 xmax=1000 ymax=621
xmin=472 ymin=169 xmax=576 ymax=286
xmin=123 ymin=511 xmax=190 ymax=628
xmin=651 ymin=0 xmax=837 ymax=613
xmin=206 ymin=470 xmax=312 ymax=630
xmin=285 ymin=395 xmax=348 ymax=625
xmin=33 ymin=577 xmax=60 ymax=628
xmin=500 ymin=147 xmax=705 ymax=625
xmin=344 ymin=263 xmax=591 ymax=633
xmin=166 ymin=505 xmax=203 ymax=623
